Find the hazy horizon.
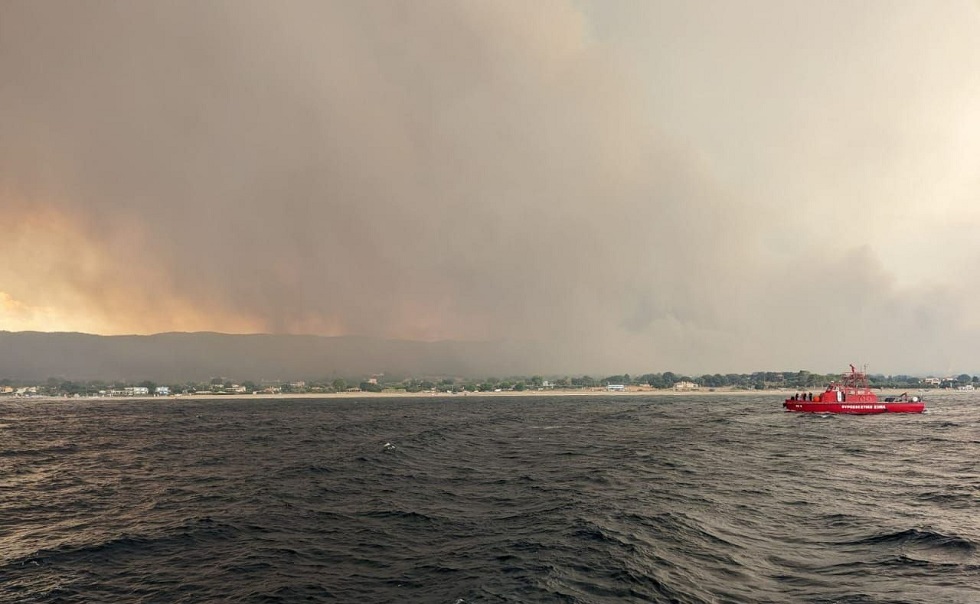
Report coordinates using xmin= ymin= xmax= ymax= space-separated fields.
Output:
xmin=3 ymin=1 xmax=979 ymax=375
xmin=1 ymin=330 xmax=975 ymax=380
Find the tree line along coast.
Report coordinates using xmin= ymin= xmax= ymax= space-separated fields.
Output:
xmin=0 ymin=370 xmax=974 ymax=398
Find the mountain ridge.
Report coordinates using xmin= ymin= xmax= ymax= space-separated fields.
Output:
xmin=0 ymin=331 xmax=544 ymax=382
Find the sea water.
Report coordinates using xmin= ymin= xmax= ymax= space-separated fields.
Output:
xmin=1 ymin=393 xmax=978 ymax=602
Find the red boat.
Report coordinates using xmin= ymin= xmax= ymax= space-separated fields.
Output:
xmin=783 ymin=365 xmax=925 ymax=414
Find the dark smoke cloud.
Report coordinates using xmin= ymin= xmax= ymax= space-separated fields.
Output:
xmin=2 ymin=1 xmax=979 ymax=374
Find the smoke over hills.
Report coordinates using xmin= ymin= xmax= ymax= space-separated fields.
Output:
xmin=2 ymin=2 xmax=979 ymax=375
xmin=0 ymin=331 xmax=550 ymax=383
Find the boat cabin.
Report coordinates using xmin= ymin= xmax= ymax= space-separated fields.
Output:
xmin=815 ymin=365 xmax=876 ymax=403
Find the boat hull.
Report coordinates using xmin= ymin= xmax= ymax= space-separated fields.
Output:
xmin=783 ymin=401 xmax=924 ymax=414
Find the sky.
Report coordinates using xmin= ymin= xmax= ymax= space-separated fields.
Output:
xmin=1 ymin=1 xmax=979 ymax=375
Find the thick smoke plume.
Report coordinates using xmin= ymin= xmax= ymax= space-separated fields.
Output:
xmin=2 ymin=1 xmax=979 ymax=374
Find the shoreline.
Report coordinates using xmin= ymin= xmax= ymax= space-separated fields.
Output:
xmin=5 ymin=386 xmax=935 ymax=402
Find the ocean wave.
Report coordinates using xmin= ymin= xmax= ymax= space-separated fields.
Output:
xmin=0 ymin=442 xmax=79 ymax=457
xmin=845 ymin=528 xmax=977 ymax=552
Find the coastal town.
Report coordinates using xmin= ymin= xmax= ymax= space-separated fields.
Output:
xmin=1 ymin=371 xmax=975 ymax=398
